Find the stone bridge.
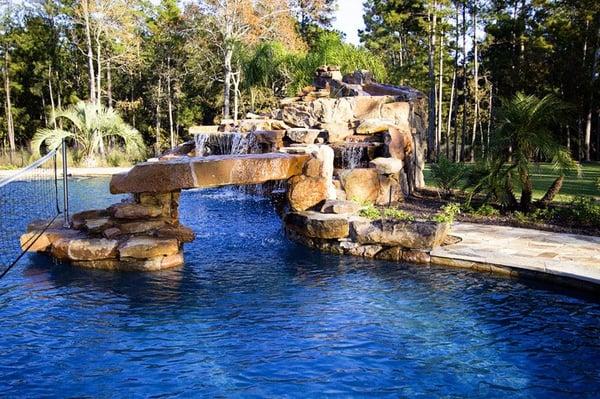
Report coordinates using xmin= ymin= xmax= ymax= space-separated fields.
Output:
xmin=23 ymin=152 xmax=315 ymax=272
xmin=110 ymin=153 xmax=310 ymax=194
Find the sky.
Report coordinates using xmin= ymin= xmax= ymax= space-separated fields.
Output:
xmin=332 ymin=0 xmax=365 ymax=46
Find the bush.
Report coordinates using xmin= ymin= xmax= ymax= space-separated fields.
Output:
xmin=431 ymin=203 xmax=461 ymax=224
xmin=559 ymin=197 xmax=600 ymax=227
xmin=429 ymin=156 xmax=467 ymax=197
xmin=596 ymin=177 xmax=600 ymax=192
xmin=383 ymin=208 xmax=415 ymax=222
xmin=473 ymin=204 xmax=500 ymax=217
xmin=359 ymin=204 xmax=382 ymax=220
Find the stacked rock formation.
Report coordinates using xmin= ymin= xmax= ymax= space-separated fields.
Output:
xmin=21 ymin=192 xmax=193 ymax=271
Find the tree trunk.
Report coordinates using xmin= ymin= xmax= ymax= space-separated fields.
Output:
xmin=167 ymin=57 xmax=175 ymax=149
xmin=107 ymin=59 xmax=113 ymax=109
xmin=460 ymin=0 xmax=467 ymax=162
xmin=537 ymin=176 xmax=564 ymax=208
xmin=223 ymin=45 xmax=233 ymax=119
xmin=156 ymin=76 xmax=162 ymax=155
xmin=48 ymin=65 xmax=57 ymax=128
xmin=427 ymin=1 xmax=437 ymax=161
xmin=437 ymin=31 xmax=444 ymax=158
xmin=95 ymin=32 xmax=102 ymax=107
xmin=520 ymin=171 xmax=533 ymax=213
xmin=3 ymin=47 xmax=15 ymax=154
xmin=584 ymin=24 xmax=599 ymax=162
xmin=82 ymin=0 xmax=96 ymax=103
xmin=470 ymin=2 xmax=479 ymax=162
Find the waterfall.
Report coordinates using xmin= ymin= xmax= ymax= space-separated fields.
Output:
xmin=341 ymin=144 xmax=366 ymax=169
xmin=195 ymin=132 xmax=258 ymax=157
xmin=195 ymin=133 xmax=210 ymax=157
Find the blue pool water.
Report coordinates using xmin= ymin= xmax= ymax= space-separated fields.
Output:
xmin=0 ymin=178 xmax=599 ymax=398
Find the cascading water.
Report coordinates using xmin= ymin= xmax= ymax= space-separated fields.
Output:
xmin=195 ymin=133 xmax=210 ymax=157
xmin=341 ymin=144 xmax=366 ymax=169
xmin=195 ymin=132 xmax=258 ymax=157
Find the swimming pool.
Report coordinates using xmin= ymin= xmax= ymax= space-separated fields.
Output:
xmin=1 ymin=178 xmax=599 ymax=397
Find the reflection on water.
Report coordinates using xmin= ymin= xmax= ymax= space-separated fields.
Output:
xmin=0 ymin=178 xmax=599 ymax=398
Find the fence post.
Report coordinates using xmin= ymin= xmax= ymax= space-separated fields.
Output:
xmin=62 ymin=138 xmax=70 ymax=228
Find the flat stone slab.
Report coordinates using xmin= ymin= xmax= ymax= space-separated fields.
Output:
xmin=431 ymin=223 xmax=600 ymax=284
xmin=110 ymin=153 xmax=310 ymax=194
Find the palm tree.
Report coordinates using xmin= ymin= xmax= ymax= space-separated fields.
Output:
xmin=488 ymin=92 xmax=579 ymax=212
xmin=32 ymin=101 xmax=145 ymax=166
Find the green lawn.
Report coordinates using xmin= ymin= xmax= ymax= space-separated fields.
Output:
xmin=423 ymin=162 xmax=600 ymax=202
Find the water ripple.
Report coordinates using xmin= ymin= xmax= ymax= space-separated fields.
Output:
xmin=0 ymin=180 xmax=599 ymax=398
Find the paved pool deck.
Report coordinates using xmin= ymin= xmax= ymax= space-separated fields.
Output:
xmin=431 ymin=223 xmax=600 ymax=286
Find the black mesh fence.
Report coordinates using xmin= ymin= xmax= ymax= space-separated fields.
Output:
xmin=0 ymin=150 xmax=62 ymax=278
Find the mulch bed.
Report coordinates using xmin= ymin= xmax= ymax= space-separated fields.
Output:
xmin=391 ymin=189 xmax=600 ymax=237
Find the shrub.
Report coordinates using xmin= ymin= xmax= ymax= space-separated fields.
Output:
xmin=596 ymin=177 xmax=600 ymax=192
xmin=383 ymin=208 xmax=415 ymax=222
xmin=359 ymin=204 xmax=382 ymax=220
xmin=473 ymin=204 xmax=500 ymax=217
xmin=429 ymin=156 xmax=467 ymax=197
xmin=431 ymin=203 xmax=461 ymax=224
xmin=559 ymin=197 xmax=600 ymax=227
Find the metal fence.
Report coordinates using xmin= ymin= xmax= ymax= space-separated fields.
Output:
xmin=0 ymin=140 xmax=69 ymax=279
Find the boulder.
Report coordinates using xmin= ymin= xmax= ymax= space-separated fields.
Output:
xmin=321 ymin=122 xmax=355 ymax=143
xmin=345 ymin=244 xmax=383 ymax=258
xmin=375 ymin=246 xmax=403 ymax=261
xmin=376 ymin=174 xmax=404 ymax=205
xmin=350 ymin=219 xmax=450 ymax=250
xmin=120 ymin=252 xmax=184 ymax=271
xmin=71 ymin=210 xmax=108 ymax=230
xmin=103 ymin=227 xmax=122 ymax=239
xmin=402 ymin=250 xmax=431 ymax=264
xmin=51 ymin=238 xmax=119 ymax=261
xmin=338 ymin=168 xmax=380 ymax=204
xmin=249 ymin=130 xmax=285 ymax=152
xmin=287 ymin=175 xmax=328 ymax=211
xmin=370 ymin=157 xmax=404 ymax=175
xmin=284 ymin=212 xmax=350 ymax=239
xmin=356 ymin=119 xmax=395 ymax=134
xmin=153 ymin=225 xmax=196 ymax=243
xmin=116 ymin=219 xmax=168 ymax=235
xmin=84 ymin=217 xmax=113 ymax=234
xmin=320 ymin=200 xmax=361 ymax=214
xmin=118 ymin=237 xmax=179 ymax=259
xmin=281 ymin=103 xmax=319 ymax=128
xmin=108 ymin=203 xmax=162 ymax=219
xmin=286 ymin=128 xmax=321 ymax=144
xmin=385 ymin=126 xmax=413 ymax=161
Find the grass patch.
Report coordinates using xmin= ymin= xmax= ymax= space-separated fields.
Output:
xmin=424 ymin=162 xmax=600 ymax=202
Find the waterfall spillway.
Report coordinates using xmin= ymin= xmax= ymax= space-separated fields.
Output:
xmin=194 ymin=132 xmax=257 ymax=157
xmin=341 ymin=144 xmax=366 ymax=169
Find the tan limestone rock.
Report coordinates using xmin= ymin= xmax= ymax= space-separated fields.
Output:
xmin=375 ymin=247 xmax=403 ymax=261
xmin=339 ymin=169 xmax=380 ymax=204
xmin=51 ymin=238 xmax=119 ymax=261
xmin=153 ymin=225 xmax=196 ymax=243
xmin=284 ymin=212 xmax=350 ymax=239
xmin=320 ymin=200 xmax=361 ymax=215
xmin=118 ymin=237 xmax=179 ymax=259
xmin=321 ymin=122 xmax=354 ymax=143
xmin=120 ymin=252 xmax=184 ymax=271
xmin=287 ymin=175 xmax=328 ymax=212
xmin=286 ymin=128 xmax=321 ymax=144
xmin=356 ymin=118 xmax=395 ymax=134
xmin=370 ymin=157 xmax=404 ymax=175
xmin=350 ymin=219 xmax=450 ymax=250
xmin=108 ymin=203 xmax=162 ymax=219
xmin=402 ymin=250 xmax=431 ymax=264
